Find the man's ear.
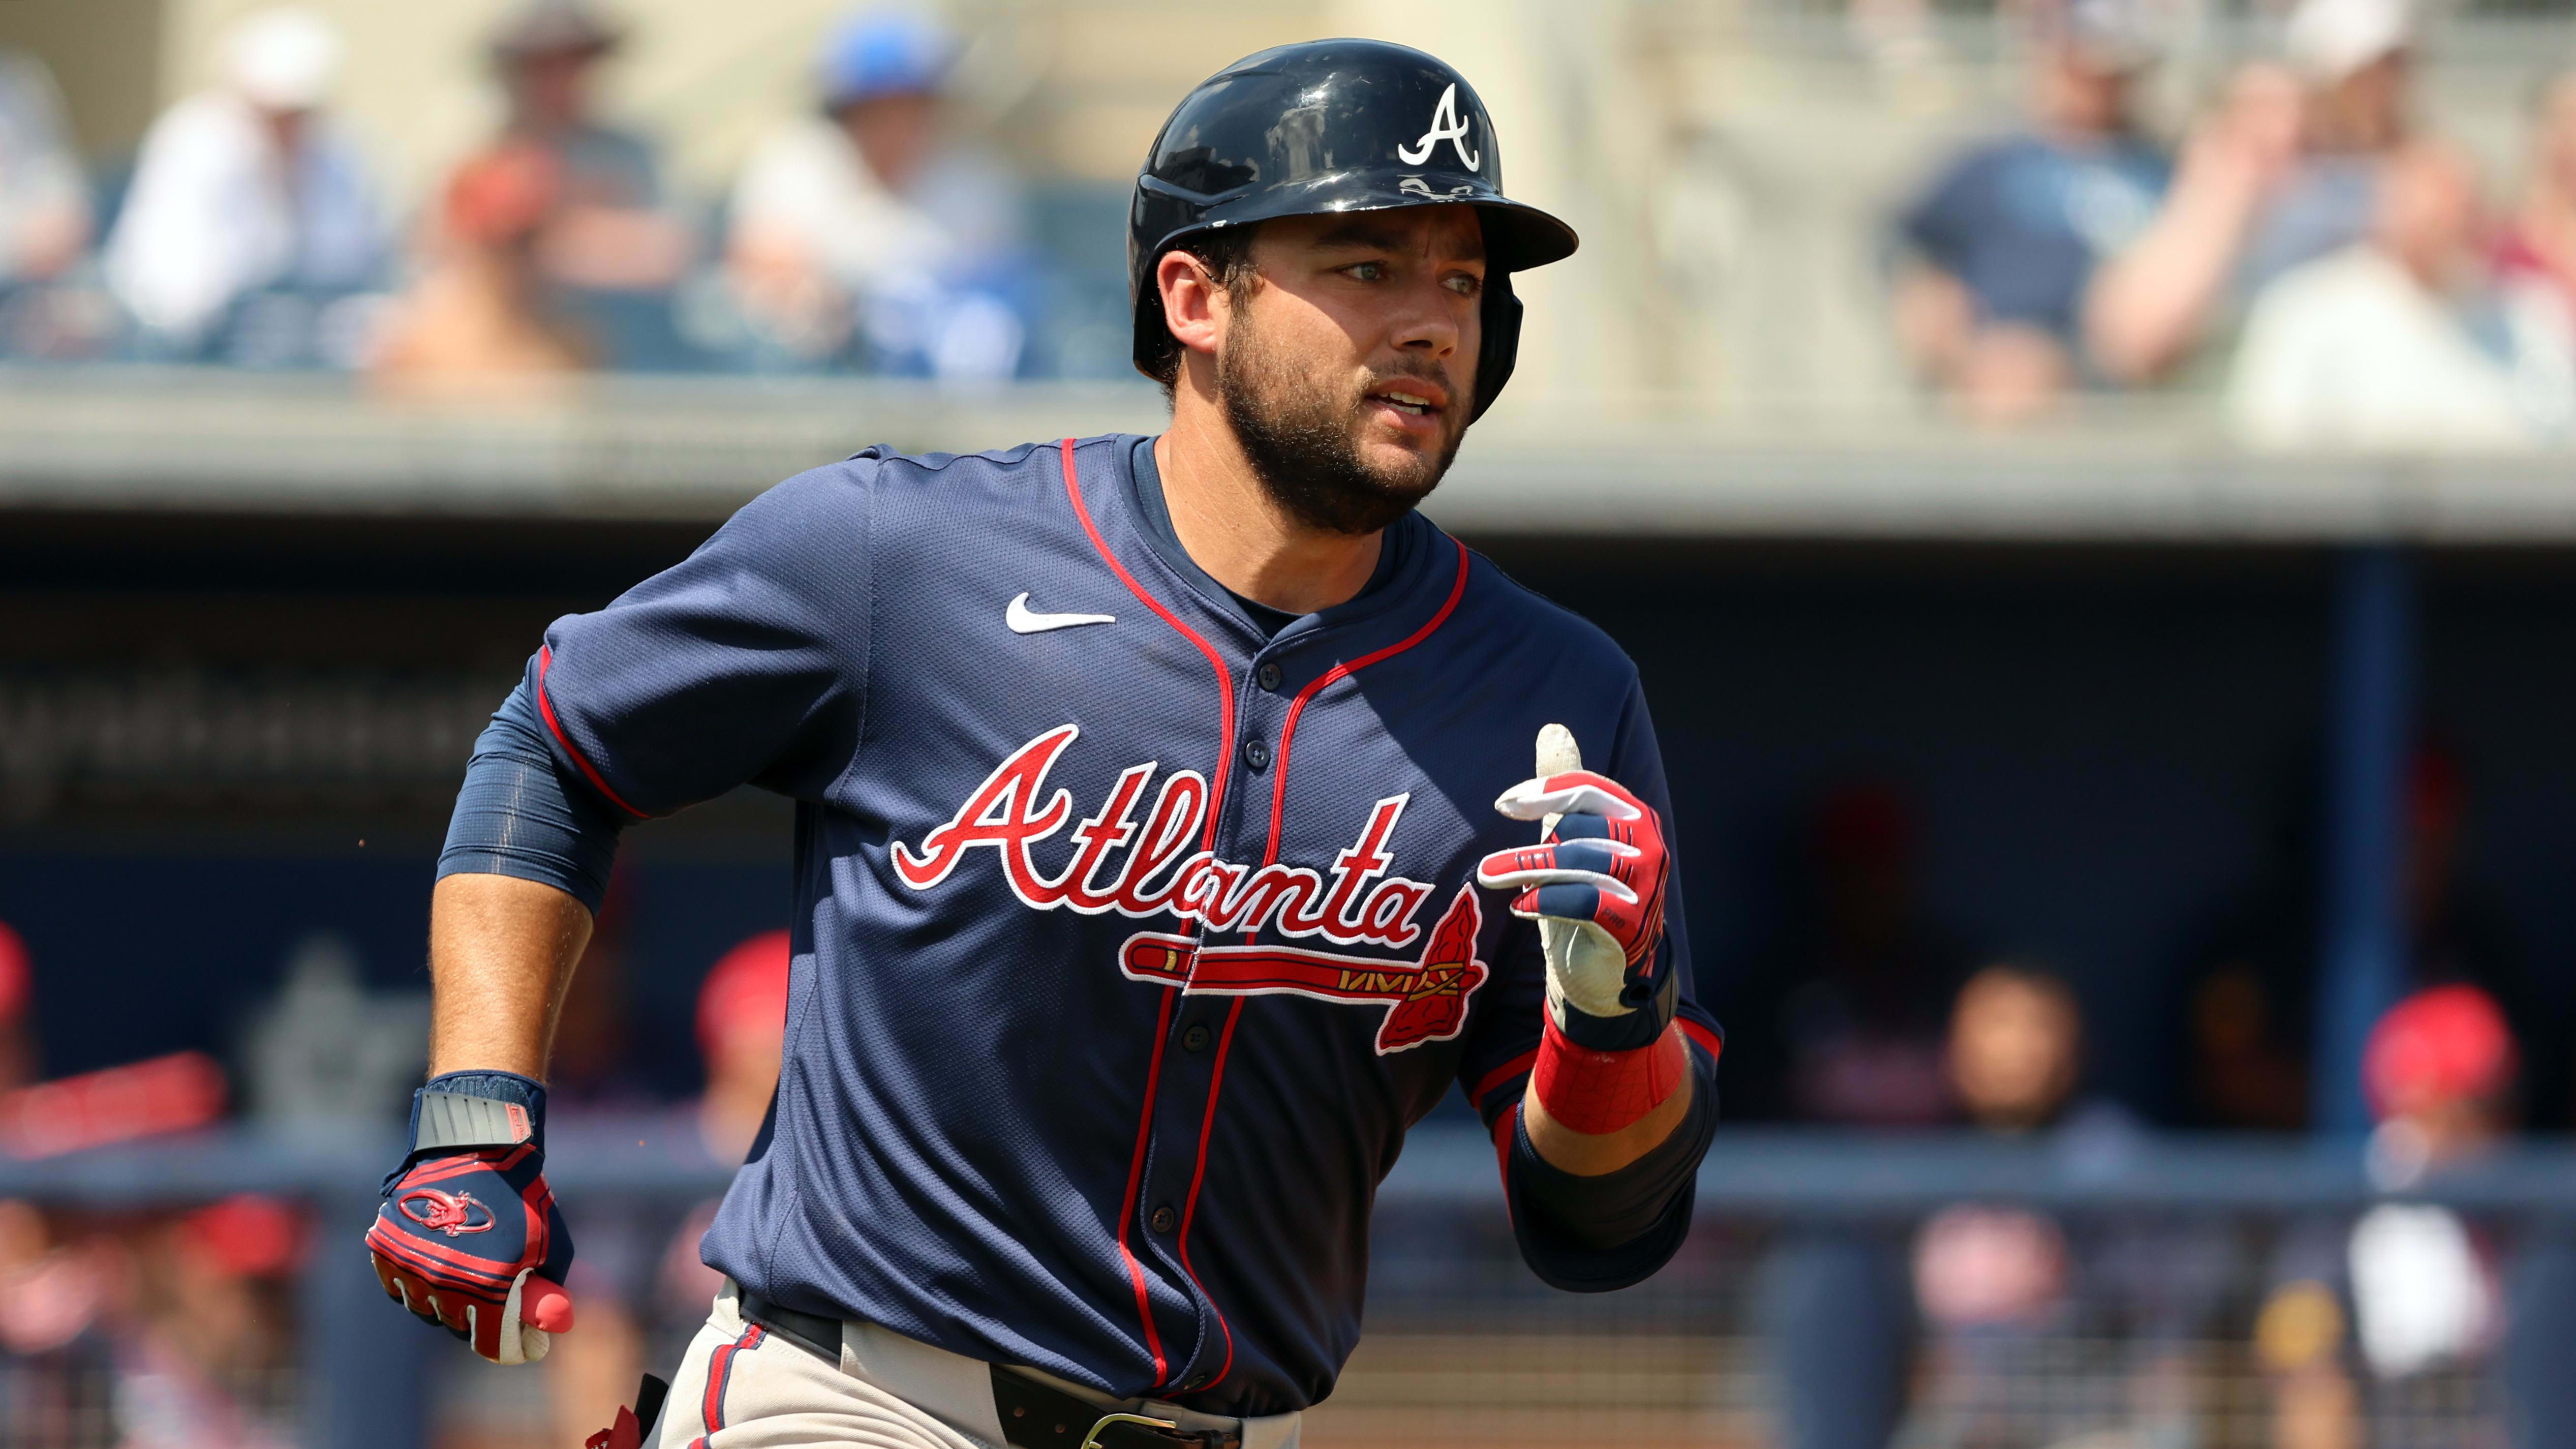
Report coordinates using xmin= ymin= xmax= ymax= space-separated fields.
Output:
xmin=1156 ymin=249 xmax=1226 ymax=369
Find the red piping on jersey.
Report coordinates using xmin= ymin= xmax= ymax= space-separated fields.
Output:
xmin=1470 ymin=1048 xmax=1541 ymax=1109
xmin=1113 ymin=986 xmax=1176 ymax=1385
xmin=1678 ymin=1019 xmax=1723 ymax=1066
xmin=1258 ymin=537 xmax=1471 ymax=869
xmin=1058 ymin=438 xmax=1236 ymax=852
xmin=535 ymin=646 xmax=651 ymax=820
xmin=1163 ymin=535 xmax=1470 ymax=1395
xmin=1172 ymin=995 xmax=1244 ymax=1390
xmin=1061 ymin=437 xmax=1236 ymax=1390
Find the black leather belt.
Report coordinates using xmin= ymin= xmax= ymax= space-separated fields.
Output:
xmin=738 ymin=1292 xmax=1239 ymax=1449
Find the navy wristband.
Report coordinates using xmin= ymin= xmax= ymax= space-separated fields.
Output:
xmin=1554 ymin=942 xmax=1680 ymax=1052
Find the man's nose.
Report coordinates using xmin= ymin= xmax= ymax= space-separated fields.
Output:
xmin=1390 ymin=279 xmax=1463 ymax=357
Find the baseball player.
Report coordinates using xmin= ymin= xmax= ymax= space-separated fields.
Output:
xmin=366 ymin=39 xmax=1723 ymax=1449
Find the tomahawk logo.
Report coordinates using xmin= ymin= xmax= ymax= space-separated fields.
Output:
xmin=397 ymin=1188 xmax=495 ymax=1237
xmin=1396 ymin=82 xmax=1479 ymax=169
xmin=1121 ymin=886 xmax=1489 ymax=1054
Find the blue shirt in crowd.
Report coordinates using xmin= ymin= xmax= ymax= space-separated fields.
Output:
xmin=1898 ymin=130 xmax=2172 ymax=348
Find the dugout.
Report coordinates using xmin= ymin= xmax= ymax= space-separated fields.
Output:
xmin=2 ymin=371 xmax=2573 ymax=1136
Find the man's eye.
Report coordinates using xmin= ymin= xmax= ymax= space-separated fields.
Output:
xmin=1349 ymin=261 xmax=1386 ymax=281
xmin=1445 ymin=274 xmax=1482 ymax=296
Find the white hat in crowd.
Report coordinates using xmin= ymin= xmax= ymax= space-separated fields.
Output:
xmin=2284 ymin=0 xmax=2415 ymax=83
xmin=225 ymin=7 xmax=344 ymax=112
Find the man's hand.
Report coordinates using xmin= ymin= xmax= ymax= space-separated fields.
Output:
xmin=1475 ymin=737 xmax=1673 ymax=1049
xmin=1478 ymin=728 xmax=1693 ymax=1175
xmin=365 ymin=1074 xmax=575 ymax=1365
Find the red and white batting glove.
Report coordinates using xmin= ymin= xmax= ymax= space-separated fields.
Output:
xmin=365 ymin=1072 xmax=576 ymax=1365
xmin=1476 ymin=729 xmax=1686 ymax=1133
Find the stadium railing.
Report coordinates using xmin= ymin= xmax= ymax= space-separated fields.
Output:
xmin=3 ymin=1124 xmax=2571 ymax=1449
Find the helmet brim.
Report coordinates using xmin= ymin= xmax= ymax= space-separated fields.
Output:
xmin=1143 ymin=170 xmax=1578 ymax=276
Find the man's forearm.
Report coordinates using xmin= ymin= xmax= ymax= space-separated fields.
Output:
xmin=2083 ymin=163 xmax=2267 ymax=383
xmin=427 ymin=872 xmax=596 ymax=1079
xmin=1509 ymin=1034 xmax=1717 ymax=1266
xmin=1523 ymin=1063 xmax=1693 ymax=1176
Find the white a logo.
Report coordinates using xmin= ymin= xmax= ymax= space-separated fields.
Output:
xmin=1396 ymin=83 xmax=1479 ymax=169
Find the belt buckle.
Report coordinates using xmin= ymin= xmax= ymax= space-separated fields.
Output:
xmin=1075 ymin=1411 xmax=1195 ymax=1449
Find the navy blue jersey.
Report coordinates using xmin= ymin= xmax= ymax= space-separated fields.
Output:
xmin=521 ymin=434 xmax=1722 ymax=1415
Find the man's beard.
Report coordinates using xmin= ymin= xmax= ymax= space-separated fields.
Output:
xmin=1216 ymin=313 xmax=1466 ymax=536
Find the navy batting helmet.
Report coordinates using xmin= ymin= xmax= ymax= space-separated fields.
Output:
xmin=1129 ymin=39 xmax=1579 ymax=420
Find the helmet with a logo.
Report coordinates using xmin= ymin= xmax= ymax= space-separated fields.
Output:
xmin=1128 ymin=38 xmax=1579 ymax=420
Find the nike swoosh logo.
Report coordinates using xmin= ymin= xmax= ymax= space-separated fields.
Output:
xmin=1006 ymin=593 xmax=1117 ymax=635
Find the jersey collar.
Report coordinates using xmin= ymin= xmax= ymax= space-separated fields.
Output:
xmin=1089 ymin=433 xmax=1455 ymax=663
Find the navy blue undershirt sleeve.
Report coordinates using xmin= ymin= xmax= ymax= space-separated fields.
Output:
xmin=1506 ymin=1050 xmax=1719 ymax=1285
xmin=437 ymin=679 xmax=626 ymax=915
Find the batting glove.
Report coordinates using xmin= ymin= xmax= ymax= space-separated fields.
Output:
xmin=365 ymin=1071 xmax=575 ymax=1365
xmin=1476 ymin=750 xmax=1677 ymax=1053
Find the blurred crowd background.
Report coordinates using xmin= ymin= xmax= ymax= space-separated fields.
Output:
xmin=1 ymin=0 xmax=2575 ymax=436
xmin=8 ymin=0 xmax=2576 ymax=1447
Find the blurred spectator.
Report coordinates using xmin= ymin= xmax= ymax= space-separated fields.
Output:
xmin=0 ymin=48 xmax=111 ymax=363
xmin=0 ymin=922 xmax=35 ymax=1094
xmin=1889 ymin=0 xmax=2173 ymax=422
xmin=0 ymin=1198 xmax=116 ymax=1441
xmin=1944 ymin=962 xmax=2087 ymax=1134
xmin=2256 ymin=986 xmax=2519 ymax=1447
xmin=1720 ymin=782 xmax=1971 ymax=1127
xmin=2174 ymin=745 xmax=2557 ymax=1132
xmin=2087 ymin=0 xmax=2425 ymax=384
xmin=1907 ymin=967 xmax=2228 ymax=1448
xmin=0 ymin=51 xmax=90 ymax=290
xmin=487 ymin=0 xmax=691 ymax=297
xmin=374 ymin=142 xmax=591 ymax=387
xmin=103 ymin=8 xmax=387 ymax=361
xmin=689 ymin=928 xmax=792 ymax=1163
xmin=2361 ymin=981 xmax=2513 ymax=1185
xmin=2494 ymin=67 xmax=2576 ymax=421
xmin=2230 ymin=141 xmax=2552 ymax=449
xmin=722 ymin=6 xmax=1031 ymax=378
xmin=110 ymin=1198 xmax=302 ymax=1449
xmin=1905 ymin=967 xmax=2091 ymax=1447
xmin=1765 ymin=964 xmax=2226 ymax=1449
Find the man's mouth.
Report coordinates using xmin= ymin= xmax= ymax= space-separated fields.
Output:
xmin=1365 ymin=382 xmax=1448 ymax=418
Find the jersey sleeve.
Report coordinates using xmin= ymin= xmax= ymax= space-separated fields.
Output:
xmin=530 ymin=460 xmax=875 ymax=818
xmin=1452 ymin=676 xmax=1725 ymax=1290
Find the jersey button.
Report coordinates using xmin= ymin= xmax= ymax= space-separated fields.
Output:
xmin=1257 ymin=662 xmax=1282 ymax=692
xmin=1242 ymin=737 xmax=1270 ymax=772
xmin=1183 ymin=1024 xmax=1212 ymax=1052
xmin=1150 ymin=1204 xmax=1177 ymax=1234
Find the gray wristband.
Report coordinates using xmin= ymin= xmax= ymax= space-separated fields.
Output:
xmin=412 ymin=1090 xmax=537 ymax=1152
